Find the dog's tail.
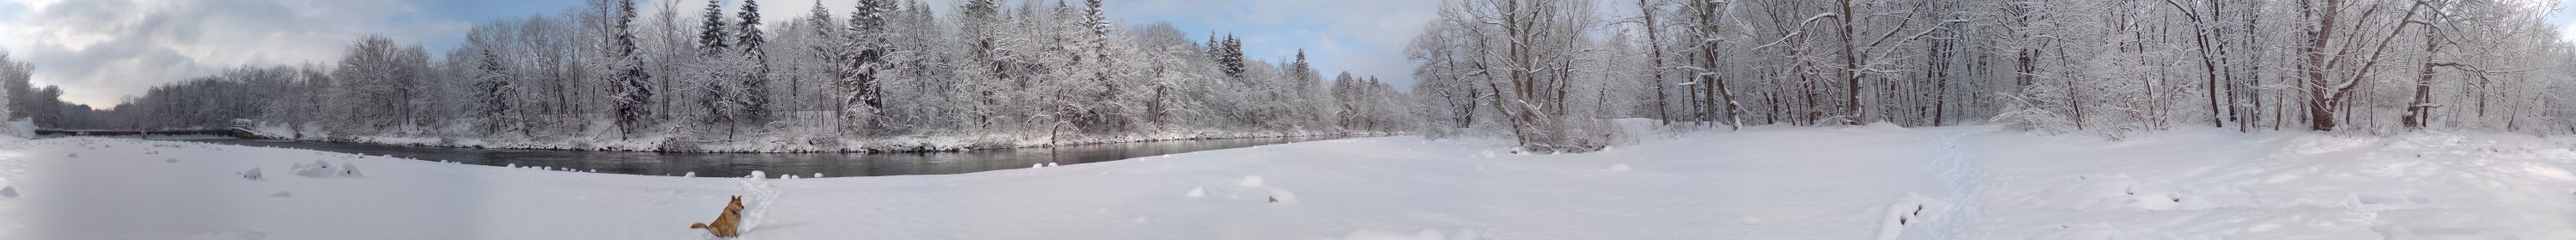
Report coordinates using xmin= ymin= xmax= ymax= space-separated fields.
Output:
xmin=690 ymin=223 xmax=708 ymax=229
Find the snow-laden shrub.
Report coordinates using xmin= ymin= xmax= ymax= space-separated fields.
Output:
xmin=339 ymin=163 xmax=364 ymax=177
xmin=291 ymin=160 xmax=364 ymax=178
xmin=0 ymin=119 xmax=30 ymax=139
xmin=1511 ymin=116 xmax=1625 ymax=153
xmin=238 ymin=168 xmax=264 ymax=181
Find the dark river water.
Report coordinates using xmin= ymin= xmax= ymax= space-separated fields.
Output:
xmin=175 ymin=136 xmax=1348 ymax=178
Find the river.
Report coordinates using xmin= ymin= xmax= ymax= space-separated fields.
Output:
xmin=175 ymin=136 xmax=1350 ymax=178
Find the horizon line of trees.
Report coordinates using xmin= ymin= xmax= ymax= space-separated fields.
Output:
xmin=13 ymin=0 xmax=2576 ymax=153
xmin=34 ymin=0 xmax=1416 ymax=147
xmin=1409 ymin=0 xmax=2576 ymax=151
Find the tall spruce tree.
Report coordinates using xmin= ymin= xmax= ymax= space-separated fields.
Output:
xmin=474 ymin=47 xmax=514 ymax=135
xmin=838 ymin=0 xmax=893 ymax=135
xmin=697 ymin=0 xmax=731 ymax=56
xmin=736 ymin=0 xmax=771 ymax=128
xmin=611 ymin=0 xmax=657 ymax=138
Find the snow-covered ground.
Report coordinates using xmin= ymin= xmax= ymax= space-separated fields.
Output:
xmin=4 ymin=125 xmax=2575 ymax=239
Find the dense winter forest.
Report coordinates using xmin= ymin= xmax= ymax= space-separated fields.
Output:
xmin=4 ymin=0 xmax=2576 ymax=152
xmin=1407 ymin=0 xmax=2576 ymax=151
xmin=0 ymin=0 xmax=1415 ymax=151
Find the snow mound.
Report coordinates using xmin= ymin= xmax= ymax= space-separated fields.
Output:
xmin=290 ymin=160 xmax=363 ymax=178
xmin=64 ymin=153 xmax=76 ymax=158
xmin=1 ymin=186 xmax=16 ymax=198
xmin=339 ymin=163 xmax=364 ymax=177
xmin=1339 ymin=228 xmax=1480 ymax=240
xmin=237 ymin=168 xmax=263 ymax=181
xmin=1185 ymin=187 xmax=1206 ymax=198
xmin=1607 ymin=163 xmax=1631 ymax=171
xmin=1237 ymin=175 xmax=1265 ymax=188
xmin=166 ymin=157 xmax=178 ymax=163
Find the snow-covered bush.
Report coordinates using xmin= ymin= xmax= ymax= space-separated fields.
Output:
xmin=291 ymin=160 xmax=363 ymax=178
xmin=238 ymin=168 xmax=264 ymax=181
xmin=0 ymin=119 xmax=30 ymax=139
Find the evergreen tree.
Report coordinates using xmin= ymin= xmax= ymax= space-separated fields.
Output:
xmin=698 ymin=0 xmax=731 ymax=56
xmin=1218 ymin=34 xmax=1244 ymax=79
xmin=807 ymin=0 xmax=834 ymax=36
xmin=690 ymin=0 xmax=737 ymax=138
xmin=736 ymin=0 xmax=772 ymax=127
xmin=474 ymin=47 xmax=515 ymax=135
xmin=611 ymin=0 xmax=658 ymax=138
xmin=838 ymin=0 xmax=893 ymax=135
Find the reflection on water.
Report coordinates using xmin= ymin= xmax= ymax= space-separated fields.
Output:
xmin=177 ymin=136 xmax=1348 ymax=178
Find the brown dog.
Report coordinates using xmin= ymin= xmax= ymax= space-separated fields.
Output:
xmin=689 ymin=196 xmax=745 ymax=237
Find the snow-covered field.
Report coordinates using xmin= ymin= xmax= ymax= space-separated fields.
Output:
xmin=3 ymin=125 xmax=2575 ymax=239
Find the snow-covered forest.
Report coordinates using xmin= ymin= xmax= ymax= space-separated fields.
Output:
xmin=29 ymin=0 xmax=1414 ymax=151
xmin=9 ymin=0 xmax=2576 ymax=152
xmin=1410 ymin=0 xmax=2576 ymax=151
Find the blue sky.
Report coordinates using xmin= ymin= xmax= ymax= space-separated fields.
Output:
xmin=2554 ymin=0 xmax=2576 ymax=42
xmin=0 ymin=0 xmax=1439 ymax=107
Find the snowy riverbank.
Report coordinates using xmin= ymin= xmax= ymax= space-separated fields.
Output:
xmin=250 ymin=123 xmax=1403 ymax=153
xmin=5 ymin=125 xmax=2576 ymax=239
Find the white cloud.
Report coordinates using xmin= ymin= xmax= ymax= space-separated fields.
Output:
xmin=1091 ymin=0 xmax=1439 ymax=89
xmin=0 ymin=0 xmax=456 ymax=107
xmin=2560 ymin=22 xmax=2576 ymax=44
